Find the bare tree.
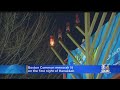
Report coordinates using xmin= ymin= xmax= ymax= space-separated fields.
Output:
xmin=0 ymin=12 xmax=63 ymax=79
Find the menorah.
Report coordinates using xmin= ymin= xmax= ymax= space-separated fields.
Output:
xmin=50 ymin=12 xmax=120 ymax=79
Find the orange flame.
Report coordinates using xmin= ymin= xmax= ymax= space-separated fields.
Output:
xmin=50 ymin=36 xmax=55 ymax=47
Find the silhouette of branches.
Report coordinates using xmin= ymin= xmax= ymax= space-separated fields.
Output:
xmin=0 ymin=12 xmax=63 ymax=79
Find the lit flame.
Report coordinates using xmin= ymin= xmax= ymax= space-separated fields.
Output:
xmin=50 ymin=36 xmax=55 ymax=47
xmin=50 ymin=40 xmax=54 ymax=46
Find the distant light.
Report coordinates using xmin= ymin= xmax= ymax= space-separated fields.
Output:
xmin=50 ymin=35 xmax=55 ymax=47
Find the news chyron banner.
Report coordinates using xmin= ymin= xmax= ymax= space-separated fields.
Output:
xmin=67 ymin=13 xmax=120 ymax=79
xmin=1 ymin=65 xmax=120 ymax=75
